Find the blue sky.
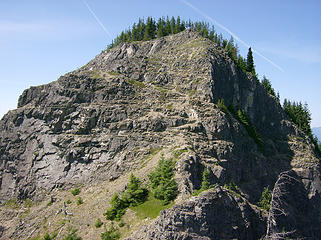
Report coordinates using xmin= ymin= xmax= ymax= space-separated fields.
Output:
xmin=0 ymin=0 xmax=320 ymax=127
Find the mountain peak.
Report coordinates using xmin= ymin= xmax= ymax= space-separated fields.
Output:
xmin=1 ymin=25 xmax=320 ymax=239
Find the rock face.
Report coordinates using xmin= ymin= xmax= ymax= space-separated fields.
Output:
xmin=127 ymin=188 xmax=266 ymax=240
xmin=0 ymin=30 xmax=320 ymax=239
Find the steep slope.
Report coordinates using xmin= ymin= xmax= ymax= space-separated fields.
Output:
xmin=0 ymin=30 xmax=320 ymax=239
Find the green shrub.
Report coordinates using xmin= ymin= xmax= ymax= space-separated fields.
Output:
xmin=100 ymin=223 xmax=120 ymax=240
xmin=225 ymin=181 xmax=238 ymax=192
xmin=66 ymin=199 xmax=72 ymax=204
xmin=76 ymin=197 xmax=83 ymax=205
xmin=71 ymin=188 xmax=80 ymax=196
xmin=149 ymin=155 xmax=178 ymax=204
xmin=104 ymin=193 xmax=127 ymax=221
xmin=118 ymin=220 xmax=125 ymax=228
xmin=42 ymin=232 xmax=57 ymax=240
xmin=62 ymin=229 xmax=82 ymax=240
xmin=237 ymin=109 xmax=263 ymax=149
xmin=217 ymin=99 xmax=228 ymax=113
xmin=43 ymin=233 xmax=52 ymax=240
xmin=104 ymin=174 xmax=148 ymax=221
xmin=95 ymin=218 xmax=103 ymax=228
xmin=259 ymin=186 xmax=272 ymax=211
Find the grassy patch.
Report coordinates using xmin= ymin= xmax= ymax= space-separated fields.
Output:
xmin=172 ymin=148 xmax=188 ymax=159
xmin=149 ymin=147 xmax=163 ymax=156
xmin=76 ymin=197 xmax=83 ymax=205
xmin=130 ymin=194 xmax=173 ymax=219
xmin=108 ymin=71 xmax=120 ymax=76
xmin=156 ymin=86 xmax=167 ymax=94
xmin=188 ymin=89 xmax=196 ymax=96
xmin=127 ymin=79 xmax=146 ymax=88
xmin=195 ymin=78 xmax=201 ymax=84
xmin=166 ymin=103 xmax=173 ymax=110
xmin=92 ymin=72 xmax=100 ymax=79
xmin=3 ymin=198 xmax=19 ymax=209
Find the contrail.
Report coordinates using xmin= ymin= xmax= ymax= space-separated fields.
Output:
xmin=180 ymin=0 xmax=284 ymax=72
xmin=82 ymin=0 xmax=112 ymax=39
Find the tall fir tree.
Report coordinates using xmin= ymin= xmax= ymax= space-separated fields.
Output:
xmin=157 ymin=17 xmax=165 ymax=38
xmin=246 ymin=47 xmax=256 ymax=75
xmin=132 ymin=23 xmax=139 ymax=41
xmin=164 ymin=16 xmax=171 ymax=36
xmin=175 ymin=16 xmax=181 ymax=34
xmin=170 ymin=16 xmax=176 ymax=34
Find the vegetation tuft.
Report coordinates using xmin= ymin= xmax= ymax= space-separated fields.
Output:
xmin=193 ymin=169 xmax=214 ymax=195
xmin=71 ymin=188 xmax=80 ymax=196
xmin=95 ymin=218 xmax=103 ymax=228
xmin=76 ymin=197 xmax=83 ymax=205
xmin=100 ymin=223 xmax=120 ymax=240
xmin=222 ymin=103 xmax=263 ymax=151
xmin=42 ymin=232 xmax=57 ymax=240
xmin=62 ymin=229 xmax=82 ymax=240
xmin=237 ymin=109 xmax=263 ymax=149
xmin=259 ymin=186 xmax=272 ymax=211
xmin=217 ymin=99 xmax=228 ymax=113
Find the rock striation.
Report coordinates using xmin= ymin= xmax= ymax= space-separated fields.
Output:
xmin=0 ymin=29 xmax=320 ymax=239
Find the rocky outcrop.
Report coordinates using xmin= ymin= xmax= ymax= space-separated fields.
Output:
xmin=0 ymin=29 xmax=320 ymax=239
xmin=127 ymin=187 xmax=266 ymax=240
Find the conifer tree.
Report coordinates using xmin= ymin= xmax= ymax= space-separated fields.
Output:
xmin=157 ymin=17 xmax=165 ymax=38
xmin=164 ymin=16 xmax=171 ymax=36
xmin=261 ymin=76 xmax=276 ymax=97
xmin=170 ymin=16 xmax=176 ymax=34
xmin=200 ymin=169 xmax=211 ymax=190
xmin=209 ymin=27 xmax=215 ymax=41
xmin=175 ymin=16 xmax=181 ymax=34
xmin=247 ymin=47 xmax=256 ymax=74
xmin=132 ymin=23 xmax=139 ymax=41
xmin=143 ymin=17 xmax=155 ymax=40
xmin=237 ymin=56 xmax=247 ymax=71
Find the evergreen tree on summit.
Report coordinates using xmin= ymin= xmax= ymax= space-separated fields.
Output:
xmin=247 ymin=47 xmax=256 ymax=75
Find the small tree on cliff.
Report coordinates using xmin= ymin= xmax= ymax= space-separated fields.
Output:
xmin=247 ymin=47 xmax=256 ymax=75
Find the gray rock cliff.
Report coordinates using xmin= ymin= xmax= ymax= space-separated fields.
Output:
xmin=0 ymin=30 xmax=320 ymax=239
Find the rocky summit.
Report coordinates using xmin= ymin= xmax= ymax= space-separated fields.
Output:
xmin=0 ymin=30 xmax=320 ymax=239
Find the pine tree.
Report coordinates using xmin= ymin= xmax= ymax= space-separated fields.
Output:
xmin=247 ymin=47 xmax=256 ymax=74
xmin=132 ymin=23 xmax=139 ymax=41
xmin=157 ymin=17 xmax=165 ymax=38
xmin=175 ymin=16 xmax=181 ymax=34
xmin=143 ymin=17 xmax=152 ymax=40
xmin=164 ymin=16 xmax=171 ymax=36
xmin=237 ymin=56 xmax=247 ymax=71
xmin=170 ymin=16 xmax=176 ymax=34
xmin=122 ymin=173 xmax=148 ymax=206
xmin=209 ymin=26 xmax=215 ymax=41
xmin=261 ymin=76 xmax=276 ymax=97
xmin=200 ymin=169 xmax=211 ymax=190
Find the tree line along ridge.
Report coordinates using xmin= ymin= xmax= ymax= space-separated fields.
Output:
xmin=107 ymin=16 xmax=320 ymax=155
